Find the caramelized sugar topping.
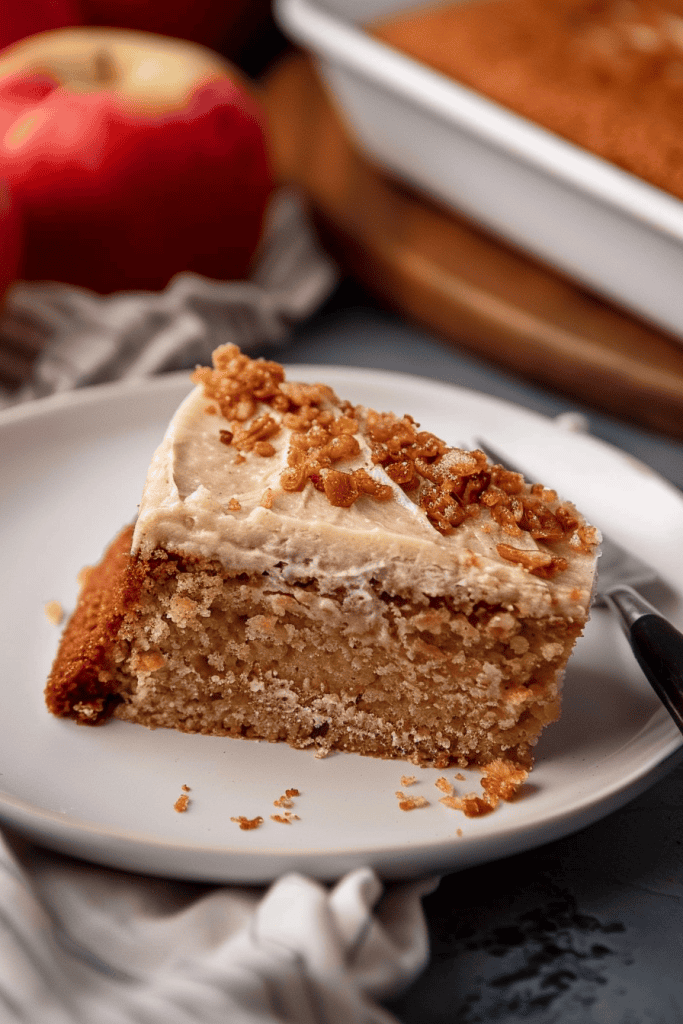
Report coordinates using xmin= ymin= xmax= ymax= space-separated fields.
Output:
xmin=193 ymin=345 xmax=598 ymax=577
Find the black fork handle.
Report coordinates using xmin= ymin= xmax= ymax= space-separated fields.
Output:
xmin=604 ymin=585 xmax=683 ymax=736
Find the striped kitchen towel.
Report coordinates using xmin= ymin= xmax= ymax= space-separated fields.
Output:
xmin=0 ymin=829 xmax=435 ymax=1024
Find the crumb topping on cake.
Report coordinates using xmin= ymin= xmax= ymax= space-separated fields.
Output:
xmin=132 ymin=345 xmax=599 ymax=618
xmin=190 ymin=344 xmax=596 ymax=578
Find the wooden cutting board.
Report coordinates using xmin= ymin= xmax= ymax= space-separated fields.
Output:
xmin=262 ymin=52 xmax=683 ymax=440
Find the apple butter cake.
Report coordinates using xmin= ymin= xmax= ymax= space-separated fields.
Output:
xmin=45 ymin=345 xmax=599 ymax=767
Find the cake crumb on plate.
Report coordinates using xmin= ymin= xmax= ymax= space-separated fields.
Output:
xmin=396 ymin=790 xmax=430 ymax=811
xmin=230 ymin=815 xmax=264 ymax=831
xmin=174 ymin=792 xmax=190 ymax=813
xmin=44 ymin=601 xmax=64 ymax=626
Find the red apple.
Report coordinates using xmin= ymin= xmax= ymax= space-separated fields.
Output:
xmin=0 ymin=0 xmax=81 ymax=53
xmin=0 ymin=27 xmax=273 ymax=294
xmin=0 ymin=181 xmax=21 ymax=302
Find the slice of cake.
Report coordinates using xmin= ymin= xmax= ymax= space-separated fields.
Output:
xmin=45 ymin=345 xmax=599 ymax=768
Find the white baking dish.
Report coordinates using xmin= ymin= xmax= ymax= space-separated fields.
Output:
xmin=275 ymin=0 xmax=683 ymax=341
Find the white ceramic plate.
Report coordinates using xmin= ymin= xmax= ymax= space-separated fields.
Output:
xmin=1 ymin=367 xmax=682 ymax=884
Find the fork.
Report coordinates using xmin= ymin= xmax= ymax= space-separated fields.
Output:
xmin=475 ymin=439 xmax=683 ymax=737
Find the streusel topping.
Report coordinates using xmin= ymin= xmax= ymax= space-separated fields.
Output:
xmin=133 ymin=346 xmax=599 ymax=615
xmin=190 ymin=345 xmax=596 ymax=578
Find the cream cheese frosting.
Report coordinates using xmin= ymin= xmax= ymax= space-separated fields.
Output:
xmin=132 ymin=349 xmax=599 ymax=621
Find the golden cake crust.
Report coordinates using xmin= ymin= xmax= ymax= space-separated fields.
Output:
xmin=44 ymin=525 xmax=144 ymax=723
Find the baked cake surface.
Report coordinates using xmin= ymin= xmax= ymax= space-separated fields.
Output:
xmin=372 ymin=0 xmax=683 ymax=203
xmin=46 ymin=345 xmax=599 ymax=767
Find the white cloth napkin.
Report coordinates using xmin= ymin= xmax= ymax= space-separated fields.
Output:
xmin=0 ymin=188 xmax=338 ymax=406
xmin=0 ymin=830 xmax=435 ymax=1024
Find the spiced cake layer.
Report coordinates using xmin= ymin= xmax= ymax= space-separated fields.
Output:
xmin=45 ymin=345 xmax=599 ymax=767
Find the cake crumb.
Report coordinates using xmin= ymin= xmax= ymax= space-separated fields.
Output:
xmin=230 ymin=815 xmax=264 ymax=831
xmin=440 ymin=793 xmax=496 ymax=817
xmin=271 ymin=812 xmax=300 ymax=824
xmin=497 ymin=543 xmax=568 ymax=579
xmin=76 ymin=566 xmax=93 ymax=590
xmin=273 ymin=788 xmax=300 ymax=808
xmin=435 ymin=776 xmax=453 ymax=795
xmin=396 ymin=790 xmax=430 ymax=811
xmin=400 ymin=775 xmax=417 ymax=786
xmin=437 ymin=760 xmax=528 ymax=818
xmin=174 ymin=792 xmax=190 ymax=813
xmin=44 ymin=601 xmax=64 ymax=626
xmin=481 ymin=758 xmax=529 ymax=801
xmin=455 ymin=773 xmax=466 ymax=781
xmin=260 ymin=488 xmax=274 ymax=509
xmin=228 ymin=498 xmax=241 ymax=511
xmin=181 ymin=784 xmax=191 ymax=793
xmin=456 ymin=828 xmax=463 ymax=837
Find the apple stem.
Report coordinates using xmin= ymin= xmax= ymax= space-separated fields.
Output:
xmin=93 ymin=50 xmax=117 ymax=86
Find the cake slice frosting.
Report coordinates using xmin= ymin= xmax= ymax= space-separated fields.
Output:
xmin=45 ymin=344 xmax=599 ymax=768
